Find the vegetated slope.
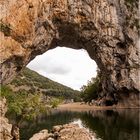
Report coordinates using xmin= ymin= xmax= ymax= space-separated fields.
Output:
xmin=8 ymin=67 xmax=80 ymax=101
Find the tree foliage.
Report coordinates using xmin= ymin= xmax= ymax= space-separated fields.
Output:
xmin=1 ymin=85 xmax=48 ymax=125
xmin=11 ymin=68 xmax=81 ymax=101
xmin=50 ymin=98 xmax=63 ymax=108
xmin=80 ymin=71 xmax=102 ymax=103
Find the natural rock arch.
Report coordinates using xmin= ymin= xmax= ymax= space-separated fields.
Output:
xmin=0 ymin=0 xmax=139 ymax=106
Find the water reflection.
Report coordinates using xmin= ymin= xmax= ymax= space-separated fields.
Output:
xmin=80 ymin=110 xmax=139 ymax=140
xmin=8 ymin=109 xmax=139 ymax=140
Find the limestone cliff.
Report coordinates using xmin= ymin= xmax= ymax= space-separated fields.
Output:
xmin=0 ymin=98 xmax=13 ymax=140
xmin=0 ymin=0 xmax=140 ymax=106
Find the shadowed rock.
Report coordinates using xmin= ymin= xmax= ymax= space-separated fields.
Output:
xmin=0 ymin=98 xmax=13 ymax=140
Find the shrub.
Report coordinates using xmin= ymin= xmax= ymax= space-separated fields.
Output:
xmin=80 ymin=73 xmax=102 ymax=103
xmin=50 ymin=98 xmax=62 ymax=108
xmin=1 ymin=85 xmax=47 ymax=125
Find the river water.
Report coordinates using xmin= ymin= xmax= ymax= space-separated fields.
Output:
xmin=9 ymin=109 xmax=139 ymax=140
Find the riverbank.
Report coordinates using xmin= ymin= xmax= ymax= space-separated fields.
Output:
xmin=58 ymin=102 xmax=140 ymax=111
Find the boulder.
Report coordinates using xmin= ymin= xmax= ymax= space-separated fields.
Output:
xmin=29 ymin=123 xmax=93 ymax=140
xmin=29 ymin=130 xmax=49 ymax=140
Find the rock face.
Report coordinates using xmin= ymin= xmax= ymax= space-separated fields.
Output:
xmin=0 ymin=98 xmax=12 ymax=140
xmin=0 ymin=98 xmax=20 ymax=140
xmin=0 ymin=0 xmax=139 ymax=106
xmin=29 ymin=123 xmax=92 ymax=140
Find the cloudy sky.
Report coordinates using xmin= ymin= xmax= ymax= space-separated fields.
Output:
xmin=27 ymin=47 xmax=97 ymax=90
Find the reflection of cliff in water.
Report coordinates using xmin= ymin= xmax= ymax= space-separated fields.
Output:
xmin=81 ymin=109 xmax=139 ymax=140
xmin=8 ymin=109 xmax=139 ymax=140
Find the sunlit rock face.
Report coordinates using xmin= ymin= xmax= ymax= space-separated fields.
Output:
xmin=0 ymin=0 xmax=139 ymax=106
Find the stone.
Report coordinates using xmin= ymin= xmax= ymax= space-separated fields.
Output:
xmin=29 ymin=129 xmax=49 ymax=140
xmin=30 ymin=123 xmax=93 ymax=140
xmin=55 ymin=123 xmax=92 ymax=140
xmin=0 ymin=99 xmax=13 ymax=140
xmin=53 ymin=132 xmax=60 ymax=139
xmin=47 ymin=138 xmax=54 ymax=140
xmin=11 ymin=125 xmax=20 ymax=140
xmin=52 ymin=125 xmax=62 ymax=132
xmin=0 ymin=98 xmax=7 ymax=117
xmin=0 ymin=0 xmax=139 ymax=107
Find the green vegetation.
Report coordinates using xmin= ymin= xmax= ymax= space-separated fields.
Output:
xmin=0 ymin=21 xmax=11 ymax=36
xmin=1 ymin=85 xmax=47 ymax=125
xmin=124 ymin=0 xmax=138 ymax=9
xmin=10 ymin=68 xmax=80 ymax=101
xmin=50 ymin=98 xmax=63 ymax=108
xmin=125 ymin=0 xmax=137 ymax=5
xmin=0 ymin=68 xmax=81 ymax=125
xmin=80 ymin=72 xmax=102 ymax=103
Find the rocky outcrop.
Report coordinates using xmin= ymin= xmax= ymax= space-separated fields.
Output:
xmin=0 ymin=98 xmax=20 ymax=140
xmin=0 ymin=98 xmax=12 ymax=140
xmin=0 ymin=0 xmax=139 ymax=106
xmin=30 ymin=123 xmax=92 ymax=140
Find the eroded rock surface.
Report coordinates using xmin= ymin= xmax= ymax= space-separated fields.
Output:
xmin=0 ymin=0 xmax=139 ymax=106
xmin=0 ymin=98 xmax=20 ymax=140
xmin=0 ymin=98 xmax=12 ymax=140
xmin=30 ymin=123 xmax=92 ymax=140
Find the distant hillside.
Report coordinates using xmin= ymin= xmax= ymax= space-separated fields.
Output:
xmin=8 ymin=68 xmax=80 ymax=101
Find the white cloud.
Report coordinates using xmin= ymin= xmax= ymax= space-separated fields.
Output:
xmin=27 ymin=47 xmax=97 ymax=90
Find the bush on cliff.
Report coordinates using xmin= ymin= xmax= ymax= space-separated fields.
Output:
xmin=1 ymin=85 xmax=48 ymax=125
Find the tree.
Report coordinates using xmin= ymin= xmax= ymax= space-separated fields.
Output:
xmin=1 ymin=85 xmax=48 ymax=126
xmin=80 ymin=69 xmax=102 ymax=103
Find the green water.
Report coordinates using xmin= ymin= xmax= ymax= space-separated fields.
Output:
xmin=9 ymin=109 xmax=139 ymax=140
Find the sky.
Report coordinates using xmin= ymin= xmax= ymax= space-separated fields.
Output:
xmin=27 ymin=47 xmax=97 ymax=90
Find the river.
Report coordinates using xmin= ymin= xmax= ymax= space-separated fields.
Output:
xmin=8 ymin=109 xmax=139 ymax=140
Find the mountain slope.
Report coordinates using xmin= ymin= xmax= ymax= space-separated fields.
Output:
xmin=8 ymin=68 xmax=80 ymax=101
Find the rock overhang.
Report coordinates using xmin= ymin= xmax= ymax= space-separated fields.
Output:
xmin=0 ymin=0 xmax=139 ymax=106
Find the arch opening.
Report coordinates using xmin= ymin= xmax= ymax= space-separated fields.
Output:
xmin=27 ymin=47 xmax=97 ymax=90
xmin=0 ymin=0 xmax=139 ymax=107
